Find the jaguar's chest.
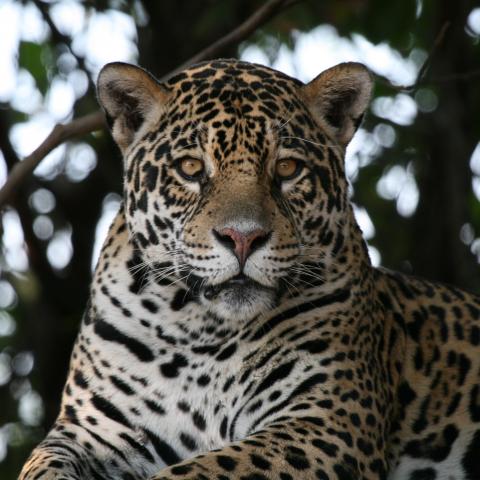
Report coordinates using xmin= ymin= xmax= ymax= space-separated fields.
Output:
xmin=81 ymin=287 xmax=317 ymax=467
xmin=136 ymin=355 xmax=239 ymax=453
xmin=83 ymin=294 xmax=259 ymax=449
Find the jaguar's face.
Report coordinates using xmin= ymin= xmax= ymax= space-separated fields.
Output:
xmin=97 ymin=60 xmax=372 ymax=321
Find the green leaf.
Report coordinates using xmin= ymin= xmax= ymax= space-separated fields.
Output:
xmin=18 ymin=41 xmax=49 ymax=95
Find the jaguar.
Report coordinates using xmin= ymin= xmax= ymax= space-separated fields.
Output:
xmin=19 ymin=58 xmax=480 ymax=480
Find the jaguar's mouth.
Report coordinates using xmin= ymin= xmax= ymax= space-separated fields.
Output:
xmin=203 ymin=273 xmax=266 ymax=300
xmin=200 ymin=273 xmax=277 ymax=320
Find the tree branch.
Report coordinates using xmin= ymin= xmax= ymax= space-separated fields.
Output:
xmin=411 ymin=21 xmax=450 ymax=90
xmin=425 ymin=68 xmax=480 ymax=84
xmin=0 ymin=0 xmax=297 ymax=209
xmin=0 ymin=113 xmax=101 ymax=207
xmin=170 ymin=0 xmax=298 ymax=75
xmin=375 ymin=21 xmax=451 ymax=93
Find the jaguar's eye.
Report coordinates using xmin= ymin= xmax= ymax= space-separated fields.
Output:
xmin=177 ymin=158 xmax=205 ymax=180
xmin=275 ymin=158 xmax=302 ymax=180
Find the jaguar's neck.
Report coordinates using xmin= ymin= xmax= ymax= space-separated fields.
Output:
xmin=292 ymin=206 xmax=374 ymax=300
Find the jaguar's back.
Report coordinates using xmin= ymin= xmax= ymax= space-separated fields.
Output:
xmin=379 ymin=270 xmax=480 ymax=479
xmin=20 ymin=59 xmax=480 ymax=480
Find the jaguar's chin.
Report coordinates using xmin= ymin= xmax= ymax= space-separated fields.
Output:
xmin=200 ymin=274 xmax=277 ymax=321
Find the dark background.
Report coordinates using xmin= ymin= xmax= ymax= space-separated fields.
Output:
xmin=0 ymin=0 xmax=479 ymax=477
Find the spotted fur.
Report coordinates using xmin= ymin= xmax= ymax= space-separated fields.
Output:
xmin=20 ymin=59 xmax=480 ymax=480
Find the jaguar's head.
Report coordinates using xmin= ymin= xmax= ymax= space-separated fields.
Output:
xmin=97 ymin=59 xmax=372 ymax=321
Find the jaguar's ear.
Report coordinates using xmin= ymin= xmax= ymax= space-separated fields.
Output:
xmin=301 ymin=62 xmax=373 ymax=147
xmin=97 ymin=62 xmax=170 ymax=151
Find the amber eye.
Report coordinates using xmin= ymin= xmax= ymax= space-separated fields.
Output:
xmin=177 ymin=158 xmax=205 ymax=180
xmin=275 ymin=158 xmax=301 ymax=180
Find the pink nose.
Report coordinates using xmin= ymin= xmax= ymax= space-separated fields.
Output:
xmin=214 ymin=228 xmax=271 ymax=268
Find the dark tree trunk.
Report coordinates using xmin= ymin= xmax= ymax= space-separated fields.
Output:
xmin=412 ymin=0 xmax=479 ymax=291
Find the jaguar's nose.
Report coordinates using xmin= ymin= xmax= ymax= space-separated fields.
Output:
xmin=213 ymin=227 xmax=271 ymax=269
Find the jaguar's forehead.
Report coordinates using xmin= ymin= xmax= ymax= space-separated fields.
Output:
xmin=164 ymin=59 xmax=306 ymax=127
xmin=167 ymin=59 xmax=303 ymax=93
xmin=158 ymin=60 xmax=313 ymax=161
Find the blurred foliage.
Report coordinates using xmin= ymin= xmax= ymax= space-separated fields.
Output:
xmin=0 ymin=0 xmax=479 ymax=478
xmin=18 ymin=42 xmax=50 ymax=95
